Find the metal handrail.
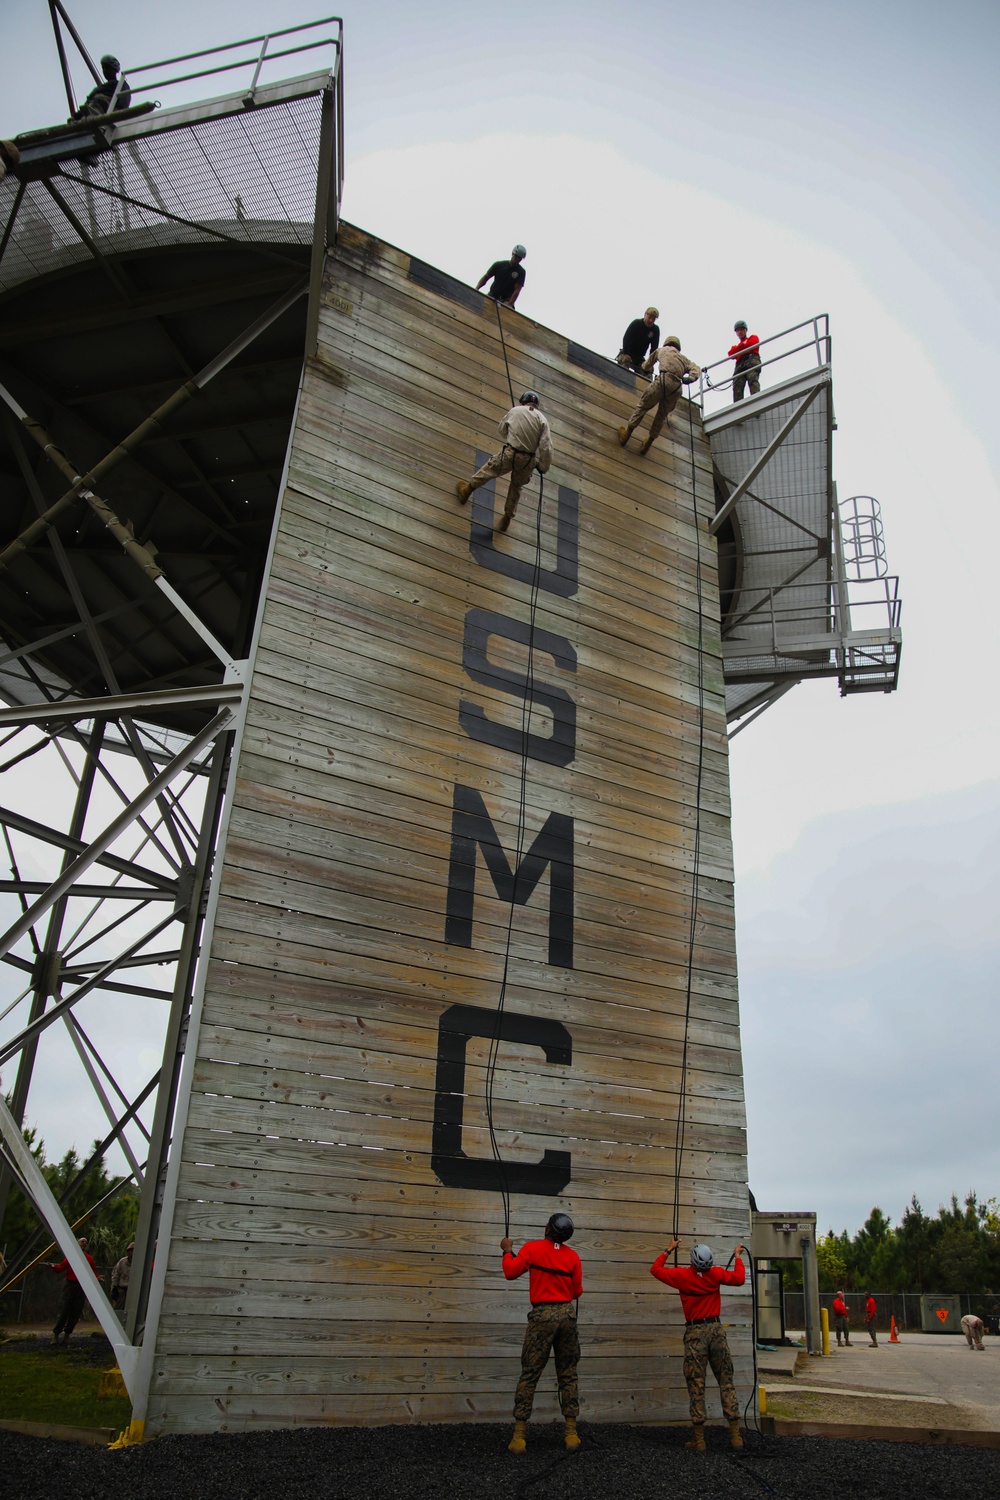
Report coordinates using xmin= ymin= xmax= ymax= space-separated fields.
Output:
xmin=723 ymin=574 xmax=901 ymax=651
xmin=697 ymin=314 xmax=830 ymax=410
xmin=121 ymin=17 xmax=343 ymax=99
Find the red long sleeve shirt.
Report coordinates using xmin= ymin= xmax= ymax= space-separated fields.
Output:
xmin=728 ymin=333 xmax=760 ymax=361
xmin=51 ymin=1252 xmax=96 ymax=1285
xmin=865 ymin=1297 xmax=876 ymax=1320
xmin=832 ymin=1296 xmax=849 ymax=1318
xmin=503 ymin=1238 xmax=582 ymax=1303
xmin=650 ymin=1254 xmax=745 ymax=1319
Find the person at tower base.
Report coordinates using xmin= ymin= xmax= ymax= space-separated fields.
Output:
xmin=501 ymin=1212 xmax=583 ymax=1455
xmin=961 ymin=1313 xmax=985 ymax=1350
xmin=456 ymin=389 xmax=552 ymax=533
xmin=50 ymin=1237 xmax=98 ymax=1346
xmin=832 ymin=1290 xmax=851 ymax=1346
xmin=617 ymin=336 xmax=700 ymax=455
xmin=650 ymin=1237 xmax=747 ymax=1452
xmin=71 ymin=56 xmax=132 ymax=121
xmin=476 ymin=246 xmax=526 ymax=308
xmin=616 ymin=307 xmax=660 ymax=373
xmin=728 ymin=321 xmax=761 ymax=401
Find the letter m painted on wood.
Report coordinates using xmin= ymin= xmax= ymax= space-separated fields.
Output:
xmin=445 ymin=784 xmax=574 ymax=968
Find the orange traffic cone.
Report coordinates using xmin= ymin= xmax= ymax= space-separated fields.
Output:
xmin=889 ymin=1316 xmax=900 ymax=1343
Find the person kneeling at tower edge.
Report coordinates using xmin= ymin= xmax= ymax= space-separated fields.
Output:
xmin=456 ymin=390 xmax=552 ymax=533
xmin=501 ymin=1213 xmax=583 ymax=1454
xmin=650 ymin=1237 xmax=746 ymax=1451
xmin=617 ymin=336 xmax=700 ymax=455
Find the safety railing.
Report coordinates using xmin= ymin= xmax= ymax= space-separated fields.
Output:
xmin=723 ymin=573 xmax=901 ymax=664
xmin=122 ymin=18 xmax=343 ymax=107
xmin=696 ymin=314 xmax=830 ymax=414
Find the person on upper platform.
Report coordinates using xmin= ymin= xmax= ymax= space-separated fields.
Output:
xmin=476 ymin=246 xmax=526 ymax=308
xmin=650 ymin=1237 xmax=747 ymax=1452
xmin=456 ymin=389 xmax=552 ymax=534
xmin=71 ymin=56 xmax=132 ymax=122
xmin=501 ymin=1212 xmax=583 ymax=1455
xmin=616 ymin=307 xmax=660 ymax=373
xmin=617 ymin=336 xmax=700 ymax=455
xmin=728 ymin=321 xmax=761 ymax=401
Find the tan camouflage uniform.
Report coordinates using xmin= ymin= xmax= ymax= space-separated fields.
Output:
xmin=682 ymin=1321 xmax=740 ymax=1425
xmin=466 ymin=404 xmax=553 ymax=526
xmin=622 ymin=344 xmax=701 ymax=452
xmin=513 ymin=1302 xmax=580 ymax=1420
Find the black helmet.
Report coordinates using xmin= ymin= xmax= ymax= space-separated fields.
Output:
xmin=101 ymin=55 xmax=121 ymax=78
xmin=519 ymin=389 xmax=541 ymax=407
xmin=546 ymin=1213 xmax=574 ymax=1243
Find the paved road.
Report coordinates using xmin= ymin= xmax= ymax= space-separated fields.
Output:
xmin=781 ymin=1331 xmax=998 ymax=1426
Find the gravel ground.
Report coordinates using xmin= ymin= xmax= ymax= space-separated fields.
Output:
xmin=4 ymin=1421 xmax=999 ymax=1500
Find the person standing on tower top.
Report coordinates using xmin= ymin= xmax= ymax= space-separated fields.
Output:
xmin=617 ymin=307 xmax=660 ymax=373
xmin=71 ymin=55 xmax=131 ymax=120
xmin=456 ymin=389 xmax=552 ymax=534
xmin=650 ymin=1237 xmax=747 ymax=1452
xmin=476 ymin=246 xmax=527 ymax=308
xmin=501 ymin=1213 xmax=583 ymax=1455
xmin=728 ymin=321 xmax=761 ymax=401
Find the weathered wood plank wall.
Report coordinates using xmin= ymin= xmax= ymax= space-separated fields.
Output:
xmin=146 ymin=223 xmax=750 ymax=1434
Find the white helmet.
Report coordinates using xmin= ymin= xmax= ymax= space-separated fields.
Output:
xmin=512 ymin=244 xmax=526 ymax=258
xmin=690 ymin=1244 xmax=714 ymax=1271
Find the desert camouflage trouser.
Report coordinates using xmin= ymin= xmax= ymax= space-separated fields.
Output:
xmin=683 ymin=1321 xmax=739 ymax=1425
xmin=624 ymin=373 xmax=682 ymax=448
xmin=469 ymin=445 xmax=536 ymax=523
xmin=513 ymin=1302 xmax=580 ymax=1420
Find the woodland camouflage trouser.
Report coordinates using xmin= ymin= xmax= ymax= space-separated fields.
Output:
xmin=683 ymin=1321 xmax=739 ymax=1425
xmin=513 ymin=1302 xmax=580 ymax=1420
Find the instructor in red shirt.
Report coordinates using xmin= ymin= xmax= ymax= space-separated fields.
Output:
xmin=501 ymin=1212 xmax=582 ymax=1455
xmin=728 ymin=321 xmax=761 ymax=401
xmin=650 ymin=1236 xmax=747 ymax=1452
xmin=49 ymin=1236 xmax=98 ymax=1346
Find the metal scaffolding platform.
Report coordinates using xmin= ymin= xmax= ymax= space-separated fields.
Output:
xmin=697 ymin=318 xmax=902 ymax=731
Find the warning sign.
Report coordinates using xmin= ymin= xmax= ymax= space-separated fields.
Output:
xmin=935 ymin=1308 xmax=950 ymax=1323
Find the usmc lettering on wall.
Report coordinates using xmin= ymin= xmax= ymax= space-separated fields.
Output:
xmin=432 ymin=458 xmax=580 ymax=1195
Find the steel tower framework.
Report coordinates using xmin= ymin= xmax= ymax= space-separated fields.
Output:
xmin=0 ymin=16 xmax=343 ymax=1397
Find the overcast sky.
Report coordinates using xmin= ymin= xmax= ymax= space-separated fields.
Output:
xmin=2 ymin=0 xmax=999 ymax=1236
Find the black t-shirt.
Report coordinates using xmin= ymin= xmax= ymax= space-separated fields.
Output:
xmin=485 ymin=259 xmax=526 ymax=300
xmin=621 ymin=318 xmax=659 ymax=364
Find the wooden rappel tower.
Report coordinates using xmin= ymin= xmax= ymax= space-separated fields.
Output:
xmin=0 ymin=15 xmax=900 ymax=1436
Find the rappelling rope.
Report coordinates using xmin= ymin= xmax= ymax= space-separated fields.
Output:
xmin=670 ymin=386 xmax=707 ymax=1252
xmin=482 ymin=303 xmax=545 ymax=1238
xmin=673 ymin=389 xmax=764 ymax=1449
xmin=494 ymin=297 xmax=516 ymax=407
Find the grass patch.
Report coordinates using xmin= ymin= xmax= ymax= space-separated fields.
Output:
xmin=0 ymin=1336 xmax=131 ymax=1431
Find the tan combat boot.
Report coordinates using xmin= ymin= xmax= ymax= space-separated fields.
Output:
xmin=729 ymin=1419 xmax=744 ymax=1450
xmin=617 ymin=425 xmax=631 ymax=446
xmin=639 ymin=436 xmax=653 ymax=456
xmin=684 ymin=1424 xmax=706 ymax=1452
xmin=456 ymin=480 xmax=472 ymax=504
xmin=564 ymin=1417 xmax=581 ymax=1450
xmin=508 ymin=1420 xmax=527 ymax=1454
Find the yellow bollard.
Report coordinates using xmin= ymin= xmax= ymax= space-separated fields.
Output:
xmin=759 ymin=1385 xmax=767 ymax=1417
xmin=821 ymin=1306 xmax=830 ymax=1356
